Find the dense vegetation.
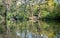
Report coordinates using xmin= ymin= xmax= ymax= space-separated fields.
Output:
xmin=0 ymin=0 xmax=60 ymax=38
xmin=0 ymin=0 xmax=60 ymax=20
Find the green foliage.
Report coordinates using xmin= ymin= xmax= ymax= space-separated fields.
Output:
xmin=0 ymin=4 xmax=5 ymax=16
xmin=0 ymin=25 xmax=5 ymax=34
xmin=40 ymin=11 xmax=49 ymax=18
xmin=0 ymin=0 xmax=60 ymax=36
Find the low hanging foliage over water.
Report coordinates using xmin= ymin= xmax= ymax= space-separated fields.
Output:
xmin=0 ymin=0 xmax=60 ymax=38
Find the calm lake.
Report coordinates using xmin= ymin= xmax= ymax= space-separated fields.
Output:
xmin=0 ymin=20 xmax=60 ymax=38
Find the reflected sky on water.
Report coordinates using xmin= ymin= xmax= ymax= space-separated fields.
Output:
xmin=0 ymin=20 xmax=60 ymax=38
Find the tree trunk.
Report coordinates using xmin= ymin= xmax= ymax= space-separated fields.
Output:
xmin=2 ymin=0 xmax=11 ymax=38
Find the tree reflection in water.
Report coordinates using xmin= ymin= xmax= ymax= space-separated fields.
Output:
xmin=0 ymin=20 xmax=60 ymax=38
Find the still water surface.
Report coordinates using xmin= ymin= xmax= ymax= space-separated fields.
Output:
xmin=0 ymin=20 xmax=60 ymax=38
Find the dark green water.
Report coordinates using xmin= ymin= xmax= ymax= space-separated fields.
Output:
xmin=0 ymin=20 xmax=60 ymax=38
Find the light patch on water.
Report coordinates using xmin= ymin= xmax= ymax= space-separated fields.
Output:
xmin=16 ymin=1 xmax=21 ymax=6
xmin=16 ymin=31 xmax=20 ymax=36
xmin=41 ymin=34 xmax=44 ymax=36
